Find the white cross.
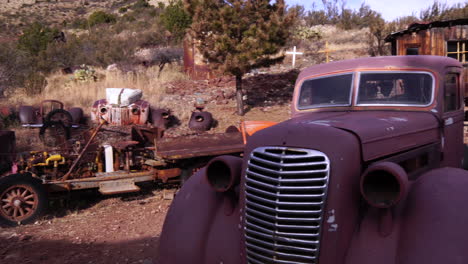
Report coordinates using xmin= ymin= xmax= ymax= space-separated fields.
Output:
xmin=286 ymin=46 xmax=303 ymax=67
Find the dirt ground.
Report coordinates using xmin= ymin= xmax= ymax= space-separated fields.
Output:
xmin=0 ymin=186 xmax=174 ymax=264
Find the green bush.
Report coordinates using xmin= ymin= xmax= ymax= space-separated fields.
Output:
xmin=88 ymin=11 xmax=117 ymax=27
xmin=294 ymin=26 xmax=322 ymax=41
xmin=160 ymin=0 xmax=191 ymax=43
xmin=122 ymin=13 xmax=136 ymax=22
xmin=119 ymin=7 xmax=128 ymax=13
xmin=74 ymin=65 xmax=97 ymax=82
xmin=71 ymin=18 xmax=88 ymax=29
xmin=17 ymin=22 xmax=59 ymax=56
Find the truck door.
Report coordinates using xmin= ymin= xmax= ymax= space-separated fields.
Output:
xmin=442 ymin=71 xmax=464 ymax=167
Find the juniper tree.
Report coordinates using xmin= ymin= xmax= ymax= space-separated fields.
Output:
xmin=185 ymin=0 xmax=296 ymax=115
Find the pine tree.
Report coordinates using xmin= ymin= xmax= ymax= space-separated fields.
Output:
xmin=185 ymin=0 xmax=296 ymax=115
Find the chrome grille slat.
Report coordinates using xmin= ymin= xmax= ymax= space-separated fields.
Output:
xmin=246 ymin=185 xmax=325 ymax=199
xmin=248 ymin=163 xmax=328 ymax=176
xmin=247 ymin=170 xmax=328 ymax=183
xmin=246 ymin=235 xmax=317 ymax=253
xmin=246 ymin=222 xmax=322 ymax=239
xmin=246 ymin=242 xmax=317 ymax=261
xmin=247 ymin=250 xmax=312 ymax=264
xmin=246 ymin=214 xmax=276 ymax=229
xmin=247 ymin=207 xmax=323 ymax=221
xmin=245 ymin=147 xmax=330 ymax=264
xmin=246 ymin=191 xmax=324 ymax=206
xmin=246 ymin=170 xmax=281 ymax=184
xmin=247 ymin=214 xmax=321 ymax=230
xmin=246 ymin=200 xmax=322 ymax=215
xmin=247 ymin=177 xmax=327 ymax=191
xmin=250 ymin=155 xmax=326 ymax=168
xmin=246 ymin=228 xmax=319 ymax=246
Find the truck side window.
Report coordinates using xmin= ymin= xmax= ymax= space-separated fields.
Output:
xmin=298 ymin=74 xmax=353 ymax=109
xmin=444 ymin=73 xmax=459 ymax=112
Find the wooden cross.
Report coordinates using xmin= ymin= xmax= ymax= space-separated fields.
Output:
xmin=286 ymin=46 xmax=303 ymax=67
xmin=318 ymin=41 xmax=337 ymax=63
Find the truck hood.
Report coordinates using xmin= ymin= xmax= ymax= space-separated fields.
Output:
xmin=289 ymin=111 xmax=440 ymax=161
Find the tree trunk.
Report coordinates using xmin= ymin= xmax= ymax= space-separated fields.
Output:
xmin=235 ymin=74 xmax=244 ymax=116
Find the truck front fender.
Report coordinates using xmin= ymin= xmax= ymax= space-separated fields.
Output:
xmin=398 ymin=167 xmax=468 ymax=263
xmin=347 ymin=167 xmax=468 ymax=264
xmin=158 ymin=168 xmax=242 ymax=264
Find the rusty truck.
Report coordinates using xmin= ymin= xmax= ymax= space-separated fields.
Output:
xmin=159 ymin=55 xmax=468 ymax=263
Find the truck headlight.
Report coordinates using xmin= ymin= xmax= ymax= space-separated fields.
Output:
xmin=205 ymin=155 xmax=242 ymax=193
xmin=360 ymin=162 xmax=408 ymax=208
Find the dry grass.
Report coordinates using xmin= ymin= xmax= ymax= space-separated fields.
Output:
xmin=7 ymin=64 xmax=188 ymax=112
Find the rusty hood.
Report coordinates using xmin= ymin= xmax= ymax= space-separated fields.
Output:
xmin=292 ymin=111 xmax=440 ymax=161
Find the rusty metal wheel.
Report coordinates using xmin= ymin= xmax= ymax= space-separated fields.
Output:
xmin=0 ymin=174 xmax=47 ymax=226
xmin=45 ymin=109 xmax=73 ymax=128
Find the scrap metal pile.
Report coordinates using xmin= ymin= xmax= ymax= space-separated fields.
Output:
xmin=0 ymin=88 xmax=275 ymax=225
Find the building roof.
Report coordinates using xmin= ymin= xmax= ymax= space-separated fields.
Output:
xmin=385 ymin=18 xmax=468 ymax=42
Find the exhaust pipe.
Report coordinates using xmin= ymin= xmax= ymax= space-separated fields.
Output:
xmin=205 ymin=155 xmax=243 ymax=193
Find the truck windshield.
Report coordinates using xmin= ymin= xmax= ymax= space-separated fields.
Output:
xmin=298 ymin=73 xmax=353 ymax=109
xmin=357 ymin=72 xmax=433 ymax=106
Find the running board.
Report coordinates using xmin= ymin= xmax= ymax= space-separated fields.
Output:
xmin=99 ymin=179 xmax=140 ymax=195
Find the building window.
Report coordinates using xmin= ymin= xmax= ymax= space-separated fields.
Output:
xmin=447 ymin=41 xmax=468 ymax=63
xmin=406 ymin=47 xmax=419 ymax=55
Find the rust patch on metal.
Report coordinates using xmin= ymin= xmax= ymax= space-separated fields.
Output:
xmin=156 ymin=132 xmax=244 ymax=160
xmin=157 ymin=168 xmax=181 ymax=183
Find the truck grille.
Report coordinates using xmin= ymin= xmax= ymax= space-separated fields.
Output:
xmin=244 ymin=147 xmax=330 ymax=264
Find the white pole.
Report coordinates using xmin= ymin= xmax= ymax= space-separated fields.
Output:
xmin=292 ymin=46 xmax=297 ymax=67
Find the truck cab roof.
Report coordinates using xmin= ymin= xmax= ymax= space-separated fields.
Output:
xmin=292 ymin=56 xmax=464 ymax=118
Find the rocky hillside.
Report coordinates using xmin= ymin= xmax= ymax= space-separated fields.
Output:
xmin=0 ymin=0 xmax=168 ymax=37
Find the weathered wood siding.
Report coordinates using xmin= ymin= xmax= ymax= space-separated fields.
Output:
xmin=395 ymin=25 xmax=468 ymax=91
xmin=395 ymin=25 xmax=468 ymax=56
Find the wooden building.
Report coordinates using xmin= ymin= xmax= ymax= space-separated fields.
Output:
xmin=385 ymin=19 xmax=468 ymax=82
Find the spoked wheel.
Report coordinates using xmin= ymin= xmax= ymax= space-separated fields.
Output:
xmin=45 ymin=109 xmax=73 ymax=128
xmin=0 ymin=174 xmax=47 ymax=226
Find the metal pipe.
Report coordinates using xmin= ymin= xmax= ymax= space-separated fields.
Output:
xmin=62 ymin=120 xmax=107 ymax=181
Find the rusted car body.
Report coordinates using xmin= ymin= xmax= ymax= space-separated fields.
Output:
xmin=159 ymin=56 xmax=468 ymax=263
xmin=91 ymin=99 xmax=150 ymax=126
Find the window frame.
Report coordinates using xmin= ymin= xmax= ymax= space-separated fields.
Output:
xmin=355 ymin=71 xmax=435 ymax=107
xmin=446 ymin=40 xmax=468 ymax=63
xmin=297 ymin=72 xmax=355 ymax=110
